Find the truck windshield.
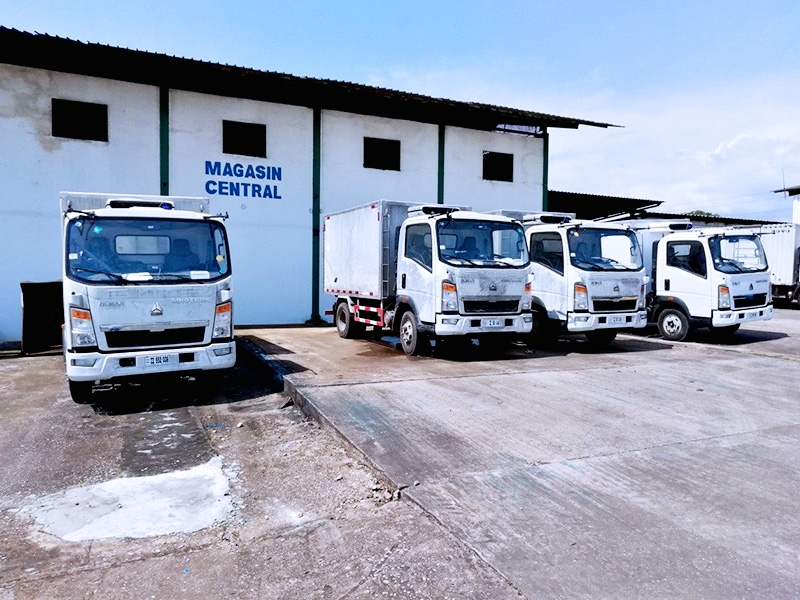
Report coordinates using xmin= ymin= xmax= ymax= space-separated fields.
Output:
xmin=708 ymin=235 xmax=768 ymax=273
xmin=567 ymin=227 xmax=643 ymax=271
xmin=66 ymin=217 xmax=231 ymax=284
xmin=437 ymin=219 xmax=528 ymax=268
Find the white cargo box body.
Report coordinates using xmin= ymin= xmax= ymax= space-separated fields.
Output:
xmin=323 ymin=200 xmax=417 ymax=301
xmin=757 ymin=223 xmax=800 ymax=286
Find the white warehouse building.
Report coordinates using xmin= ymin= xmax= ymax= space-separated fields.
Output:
xmin=0 ymin=27 xmax=613 ymax=344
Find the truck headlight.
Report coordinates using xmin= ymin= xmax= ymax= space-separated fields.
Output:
xmin=574 ymin=283 xmax=589 ymax=311
xmin=638 ymin=283 xmax=646 ymax=310
xmin=213 ymin=301 xmax=233 ymax=339
xmin=70 ymin=307 xmax=97 ymax=347
xmin=718 ymin=285 xmax=731 ymax=310
xmin=442 ymin=281 xmax=458 ymax=313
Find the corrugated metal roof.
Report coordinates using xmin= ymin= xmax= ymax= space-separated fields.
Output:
xmin=547 ymin=190 xmax=661 ymax=220
xmin=0 ymin=27 xmax=617 ymax=132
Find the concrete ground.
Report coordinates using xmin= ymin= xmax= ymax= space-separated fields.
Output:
xmin=239 ymin=309 xmax=800 ymax=599
xmin=0 ymin=347 xmax=521 ymax=599
xmin=1 ymin=310 xmax=799 ymax=599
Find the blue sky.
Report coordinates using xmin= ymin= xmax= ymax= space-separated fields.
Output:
xmin=3 ymin=0 xmax=799 ymax=220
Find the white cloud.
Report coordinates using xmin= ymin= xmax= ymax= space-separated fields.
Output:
xmin=367 ymin=66 xmax=800 ymax=222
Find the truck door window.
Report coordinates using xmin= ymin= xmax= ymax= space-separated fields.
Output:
xmin=666 ymin=241 xmax=707 ymax=278
xmin=529 ymin=232 xmax=564 ymax=274
xmin=405 ymin=224 xmax=432 ymax=270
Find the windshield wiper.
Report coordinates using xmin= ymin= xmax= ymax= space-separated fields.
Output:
xmin=153 ymin=273 xmax=203 ymax=282
xmin=718 ymin=258 xmax=745 ymax=273
xmin=73 ymin=267 xmax=125 ymax=282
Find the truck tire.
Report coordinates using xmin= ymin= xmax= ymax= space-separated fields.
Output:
xmin=399 ymin=311 xmax=428 ymax=356
xmin=335 ymin=302 xmax=363 ymax=339
xmin=658 ymin=308 xmax=690 ymax=342
xmin=529 ymin=307 xmax=558 ymax=347
xmin=584 ymin=330 xmax=617 ymax=347
xmin=68 ymin=379 xmax=94 ymax=404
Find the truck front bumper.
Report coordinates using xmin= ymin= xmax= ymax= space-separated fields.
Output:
xmin=566 ymin=310 xmax=648 ymax=332
xmin=433 ymin=314 xmax=533 ymax=336
xmin=712 ymin=305 xmax=773 ymax=327
xmin=65 ymin=341 xmax=237 ymax=382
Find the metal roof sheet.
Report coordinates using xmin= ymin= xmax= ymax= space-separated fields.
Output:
xmin=547 ymin=190 xmax=661 ymax=220
xmin=0 ymin=27 xmax=617 ymax=132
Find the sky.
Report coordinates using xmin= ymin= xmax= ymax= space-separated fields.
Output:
xmin=2 ymin=0 xmax=799 ymax=221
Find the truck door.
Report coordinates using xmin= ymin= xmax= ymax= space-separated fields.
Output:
xmin=529 ymin=231 xmax=567 ymax=320
xmin=659 ymin=239 xmax=712 ymax=318
xmin=399 ymin=223 xmax=435 ymax=323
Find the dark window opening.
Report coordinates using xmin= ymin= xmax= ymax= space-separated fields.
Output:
xmin=364 ymin=137 xmax=401 ymax=171
xmin=52 ymin=99 xmax=108 ymax=142
xmin=483 ymin=151 xmax=513 ymax=182
xmin=223 ymin=120 xmax=266 ymax=158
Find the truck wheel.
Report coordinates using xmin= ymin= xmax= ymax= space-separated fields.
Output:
xmin=658 ymin=308 xmax=690 ymax=341
xmin=530 ymin=308 xmax=558 ymax=347
xmin=335 ymin=302 xmax=363 ymax=339
xmin=68 ymin=379 xmax=94 ymax=404
xmin=399 ymin=311 xmax=427 ymax=356
xmin=584 ymin=330 xmax=617 ymax=347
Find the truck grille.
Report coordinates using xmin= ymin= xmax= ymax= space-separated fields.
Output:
xmin=591 ymin=298 xmax=638 ymax=313
xmin=733 ymin=294 xmax=767 ymax=309
xmin=462 ymin=299 xmax=520 ymax=314
xmin=104 ymin=327 xmax=206 ymax=349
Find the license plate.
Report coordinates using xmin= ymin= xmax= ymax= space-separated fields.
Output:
xmin=143 ymin=354 xmax=172 ymax=367
xmin=746 ymin=311 xmax=758 ymax=319
xmin=609 ymin=315 xmax=625 ymax=325
xmin=482 ymin=318 xmax=503 ymax=328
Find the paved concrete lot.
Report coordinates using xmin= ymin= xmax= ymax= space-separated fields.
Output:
xmin=240 ymin=309 xmax=800 ymax=599
xmin=0 ymin=348 xmax=521 ymax=599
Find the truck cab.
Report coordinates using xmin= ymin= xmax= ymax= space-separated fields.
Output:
xmin=524 ymin=216 xmax=648 ymax=345
xmin=61 ymin=192 xmax=235 ymax=402
xmin=629 ymin=222 xmax=773 ymax=341
xmin=397 ymin=207 xmax=532 ymax=352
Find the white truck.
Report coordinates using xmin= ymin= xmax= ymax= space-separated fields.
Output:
xmin=495 ymin=212 xmax=648 ymax=346
xmin=61 ymin=192 xmax=236 ymax=402
xmin=622 ymin=220 xmax=773 ymax=341
xmin=323 ymin=200 xmax=533 ymax=355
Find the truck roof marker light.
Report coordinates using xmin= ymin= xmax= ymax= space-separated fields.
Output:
xmin=160 ymin=202 xmax=173 ymax=210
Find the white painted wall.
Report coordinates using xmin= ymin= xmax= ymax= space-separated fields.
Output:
xmin=168 ymin=91 xmax=314 ymax=325
xmin=320 ymin=110 xmax=440 ymax=213
xmin=443 ymin=126 xmax=544 ymax=213
xmin=317 ymin=111 xmax=440 ymax=317
xmin=0 ymin=65 xmax=160 ymax=341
